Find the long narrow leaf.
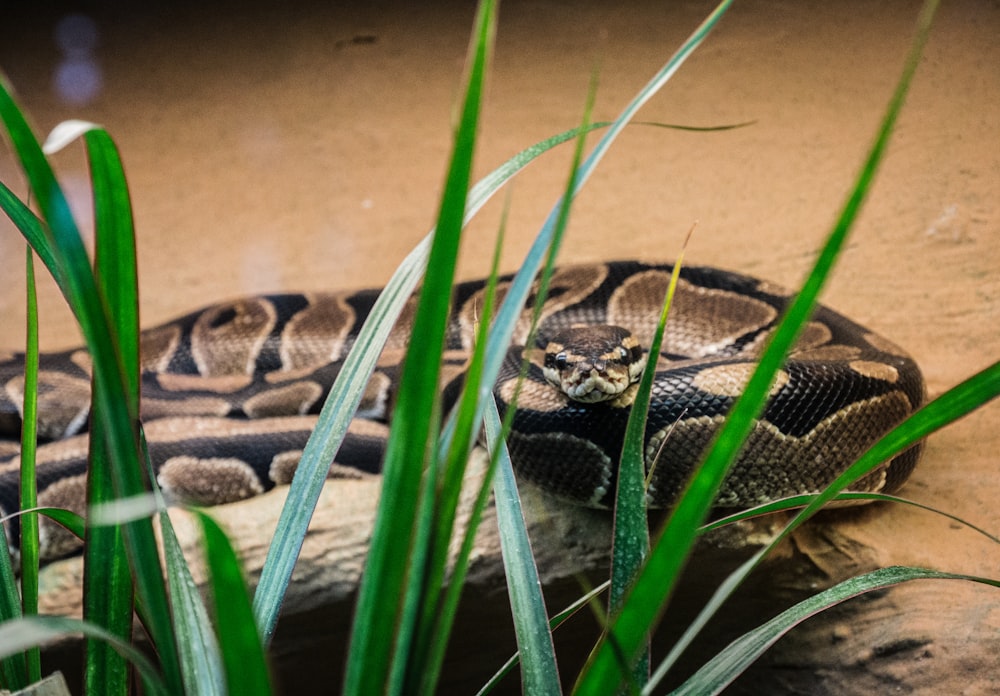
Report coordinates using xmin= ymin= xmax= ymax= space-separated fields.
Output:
xmin=253 ymin=90 xmax=617 ymax=651
xmin=414 ymin=207 xmax=507 ymax=692
xmin=18 ymin=246 xmax=41 ymax=686
xmin=0 ymin=518 xmax=26 ymax=690
xmin=344 ymin=3 xmax=496 ymax=693
xmin=579 ymin=2 xmax=940 ymax=692
xmin=672 ymin=567 xmax=1000 ymax=696
xmin=486 ymin=400 xmax=562 ymax=695
xmin=199 ymin=513 xmax=273 ymax=696
xmin=0 ymin=616 xmax=168 ymax=696
xmin=76 ymin=122 xmax=139 ymax=696
xmin=607 ymin=250 xmax=689 ymax=688
xmin=650 ymin=358 xmax=1000 ymax=691
xmin=0 ymin=84 xmax=183 ymax=693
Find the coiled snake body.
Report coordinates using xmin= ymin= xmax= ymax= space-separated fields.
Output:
xmin=0 ymin=261 xmax=924 ymax=561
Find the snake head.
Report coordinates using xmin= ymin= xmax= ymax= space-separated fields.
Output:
xmin=542 ymin=325 xmax=645 ymax=403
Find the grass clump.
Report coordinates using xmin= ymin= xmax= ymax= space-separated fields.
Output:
xmin=0 ymin=0 xmax=997 ymax=694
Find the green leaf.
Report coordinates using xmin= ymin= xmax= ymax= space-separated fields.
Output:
xmin=0 ymin=88 xmax=183 ymax=694
xmin=17 ymin=246 xmax=41 ymax=686
xmin=252 ymin=66 xmax=614 ymax=654
xmin=343 ymin=3 xmax=497 ymax=694
xmin=671 ymin=567 xmax=1000 ymax=696
xmin=577 ymin=1 xmax=936 ymax=692
xmin=0 ymin=616 xmax=168 ymax=696
xmin=485 ymin=401 xmax=562 ymax=696
xmin=199 ymin=513 xmax=273 ymax=696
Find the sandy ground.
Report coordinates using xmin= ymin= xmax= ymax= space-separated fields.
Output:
xmin=1 ymin=0 xmax=998 ymax=691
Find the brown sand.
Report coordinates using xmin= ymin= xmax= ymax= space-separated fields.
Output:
xmin=1 ymin=0 xmax=998 ymax=692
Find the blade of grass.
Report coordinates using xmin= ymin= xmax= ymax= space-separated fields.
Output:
xmin=254 ymin=0 xmax=743 ymax=647
xmin=1 ymin=88 xmax=184 ymax=693
xmin=142 ymin=420 xmax=225 ymax=696
xmin=485 ymin=400 xmax=562 ymax=695
xmin=672 ymin=566 xmax=1000 ymax=696
xmin=0 ymin=522 xmax=26 ymax=690
xmin=412 ymin=201 xmax=508 ymax=693
xmin=160 ymin=510 xmax=226 ymax=696
xmin=18 ymin=246 xmax=41 ymax=687
xmin=198 ymin=513 xmax=273 ymax=696
xmin=476 ymin=584 xmax=609 ymax=696
xmin=344 ymin=2 xmax=496 ymax=693
xmin=607 ymin=243 xmax=690 ymax=689
xmin=648 ymin=361 xmax=1000 ymax=692
xmin=75 ymin=123 xmax=139 ymax=696
xmin=0 ymin=616 xmax=168 ymax=696
xmin=577 ymin=2 xmax=940 ymax=692
xmin=418 ymin=65 xmax=598 ymax=695
xmin=702 ymin=492 xmax=1000 ymax=544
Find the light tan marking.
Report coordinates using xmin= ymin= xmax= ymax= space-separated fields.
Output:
xmin=691 ymin=363 xmax=790 ymax=398
xmin=155 ymin=373 xmax=253 ymax=393
xmin=191 ymin=298 xmax=277 ymax=376
xmin=140 ymin=323 xmax=182 ymax=372
xmin=794 ymin=344 xmax=862 ymax=362
xmin=243 ymin=381 xmax=324 ymax=418
xmin=6 ymin=371 xmax=91 ymax=439
xmin=37 ymin=473 xmax=89 ymax=558
xmin=142 ymin=415 xmax=319 ymax=442
xmin=644 ymin=392 xmax=913 ymax=507
xmin=754 ymin=279 xmax=794 ymax=297
xmin=457 ymin=263 xmax=609 ymax=350
xmin=794 ymin=322 xmax=833 ymax=351
xmin=849 ymin=360 xmax=899 ymax=382
xmin=69 ymin=350 xmax=92 ymax=376
xmin=498 ymin=376 xmax=568 ymax=413
xmin=158 ymin=456 xmax=265 ymax=505
xmin=358 ymin=371 xmax=392 ymax=419
xmin=280 ymin=294 xmax=355 ymax=370
xmin=269 ymin=450 xmax=304 ymax=485
xmin=142 ymin=396 xmax=232 ymax=420
xmin=609 ymin=271 xmax=778 ymax=356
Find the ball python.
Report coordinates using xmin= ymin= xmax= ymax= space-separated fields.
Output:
xmin=0 ymin=260 xmax=924 ymax=562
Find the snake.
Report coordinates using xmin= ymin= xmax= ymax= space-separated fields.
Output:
xmin=0 ymin=260 xmax=925 ymax=562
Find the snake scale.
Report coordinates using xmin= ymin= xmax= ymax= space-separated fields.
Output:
xmin=0 ymin=260 xmax=924 ymax=562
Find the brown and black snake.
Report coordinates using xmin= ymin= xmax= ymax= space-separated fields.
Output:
xmin=0 ymin=260 xmax=925 ymax=562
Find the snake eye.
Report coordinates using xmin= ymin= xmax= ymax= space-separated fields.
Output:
xmin=618 ymin=346 xmax=628 ymax=361
xmin=554 ymin=352 xmax=568 ymax=370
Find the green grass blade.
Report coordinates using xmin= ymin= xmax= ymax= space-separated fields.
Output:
xmin=198 ymin=513 xmax=273 ymax=696
xmin=485 ymin=400 xmax=562 ymax=695
xmin=576 ymin=2 xmax=938 ymax=692
xmin=702 ymin=492 xmax=1000 ymax=544
xmin=0 ymin=616 xmax=168 ymax=696
xmin=343 ymin=2 xmax=495 ymax=693
xmin=18 ymin=246 xmax=41 ymax=686
xmin=252 ymin=85 xmax=610 ymax=652
xmin=0 ymin=525 xmax=26 ymax=690
xmin=671 ymin=567 xmax=1000 ymax=696
xmin=411 ymin=210 xmax=507 ymax=693
xmin=75 ymin=123 xmax=139 ymax=696
xmin=160 ymin=510 xmax=225 ymax=696
xmin=651 ymin=358 xmax=999 ymax=690
xmin=0 ymin=93 xmax=184 ymax=693
xmin=607 ymin=251 xmax=688 ymax=689
xmin=417 ymin=68 xmax=595 ymax=696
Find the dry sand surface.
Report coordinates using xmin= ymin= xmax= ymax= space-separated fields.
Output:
xmin=1 ymin=0 xmax=998 ymax=693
